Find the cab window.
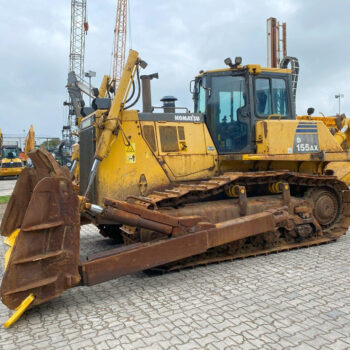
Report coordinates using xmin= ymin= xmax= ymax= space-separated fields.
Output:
xmin=2 ymin=148 xmax=18 ymax=159
xmin=198 ymin=84 xmax=206 ymax=113
xmin=255 ymin=77 xmax=288 ymax=117
xmin=194 ymin=79 xmax=206 ymax=114
xmin=255 ymin=78 xmax=271 ymax=116
xmin=272 ymin=78 xmax=287 ymax=116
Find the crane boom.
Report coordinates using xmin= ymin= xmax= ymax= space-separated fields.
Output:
xmin=63 ymin=0 xmax=88 ymax=151
xmin=112 ymin=0 xmax=128 ymax=87
xmin=70 ymin=0 xmax=87 ymax=80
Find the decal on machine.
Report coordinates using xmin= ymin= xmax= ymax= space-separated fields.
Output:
xmin=138 ymin=113 xmax=204 ymax=123
xmin=174 ymin=115 xmax=201 ymax=122
xmin=293 ymin=122 xmax=319 ymax=153
xmin=125 ymin=143 xmax=136 ymax=164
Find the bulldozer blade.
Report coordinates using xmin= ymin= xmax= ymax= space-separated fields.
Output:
xmin=1 ymin=149 xmax=71 ymax=237
xmin=1 ymin=150 xmax=80 ymax=311
xmin=1 ymin=168 xmax=37 ymax=237
xmin=1 ymin=176 xmax=80 ymax=310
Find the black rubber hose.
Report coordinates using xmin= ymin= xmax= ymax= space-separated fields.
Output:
xmin=125 ymin=80 xmax=135 ymax=104
xmin=124 ymin=67 xmax=141 ymax=110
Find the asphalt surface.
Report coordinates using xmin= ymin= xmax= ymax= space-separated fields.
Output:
xmin=0 ymin=178 xmax=16 ymax=196
xmin=0 ymin=180 xmax=350 ymax=349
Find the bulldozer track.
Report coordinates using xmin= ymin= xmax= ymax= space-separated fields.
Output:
xmin=147 ymin=232 xmax=340 ymax=273
xmin=134 ymin=171 xmax=347 ymax=211
xmin=128 ymin=171 xmax=350 ymax=273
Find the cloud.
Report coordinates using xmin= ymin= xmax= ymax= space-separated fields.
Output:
xmin=0 ymin=0 xmax=349 ymax=137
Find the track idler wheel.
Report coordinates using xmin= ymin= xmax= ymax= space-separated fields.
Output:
xmin=309 ymin=187 xmax=340 ymax=229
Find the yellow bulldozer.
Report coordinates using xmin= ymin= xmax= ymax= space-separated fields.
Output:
xmin=2 ymin=50 xmax=350 ymax=327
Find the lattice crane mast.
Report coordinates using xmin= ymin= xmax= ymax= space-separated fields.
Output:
xmin=63 ymin=0 xmax=88 ymax=150
xmin=112 ymin=0 xmax=128 ymax=88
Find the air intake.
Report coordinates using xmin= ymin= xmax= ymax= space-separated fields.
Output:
xmin=161 ymin=96 xmax=178 ymax=113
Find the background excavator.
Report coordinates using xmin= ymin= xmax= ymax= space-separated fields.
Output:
xmin=2 ymin=50 xmax=350 ymax=327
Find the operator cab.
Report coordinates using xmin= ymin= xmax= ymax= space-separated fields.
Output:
xmin=1 ymin=146 xmax=19 ymax=159
xmin=193 ymin=59 xmax=295 ymax=154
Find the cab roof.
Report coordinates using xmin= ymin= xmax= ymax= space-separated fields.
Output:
xmin=196 ymin=64 xmax=291 ymax=78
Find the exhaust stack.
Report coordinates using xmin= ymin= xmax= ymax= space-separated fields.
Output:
xmin=140 ymin=73 xmax=158 ymax=113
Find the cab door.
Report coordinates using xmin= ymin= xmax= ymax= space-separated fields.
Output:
xmin=205 ymin=73 xmax=252 ymax=154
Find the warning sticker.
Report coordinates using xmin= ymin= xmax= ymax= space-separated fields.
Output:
xmin=125 ymin=143 xmax=135 ymax=153
xmin=125 ymin=143 xmax=136 ymax=163
xmin=126 ymin=153 xmax=136 ymax=163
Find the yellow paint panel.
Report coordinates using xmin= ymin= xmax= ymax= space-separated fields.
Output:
xmin=326 ymin=162 xmax=350 ymax=186
xmin=154 ymin=122 xmax=218 ymax=181
xmin=97 ymin=117 xmax=170 ymax=205
xmin=256 ymin=120 xmax=343 ymax=155
xmin=161 ymin=154 xmax=217 ymax=181
xmin=297 ymin=115 xmax=338 ymax=128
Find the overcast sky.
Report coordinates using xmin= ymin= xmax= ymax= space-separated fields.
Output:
xmin=1 ymin=0 xmax=350 ymax=137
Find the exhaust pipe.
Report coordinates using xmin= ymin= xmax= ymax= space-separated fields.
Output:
xmin=140 ymin=73 xmax=158 ymax=113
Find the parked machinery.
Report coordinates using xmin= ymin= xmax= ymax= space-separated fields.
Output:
xmin=0 ymin=133 xmax=24 ymax=179
xmin=2 ymin=50 xmax=350 ymax=327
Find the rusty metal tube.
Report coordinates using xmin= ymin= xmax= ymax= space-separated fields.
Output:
xmin=140 ymin=73 xmax=158 ymax=113
xmin=141 ymin=76 xmax=152 ymax=113
xmin=161 ymin=197 xmax=294 ymax=225
xmin=103 ymin=207 xmax=173 ymax=235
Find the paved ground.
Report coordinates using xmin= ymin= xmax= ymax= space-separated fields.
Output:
xmin=0 ymin=178 xmax=16 ymax=196
xmin=0 ymin=180 xmax=350 ymax=349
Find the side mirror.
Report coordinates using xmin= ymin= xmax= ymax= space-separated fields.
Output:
xmin=92 ymin=88 xmax=99 ymax=97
